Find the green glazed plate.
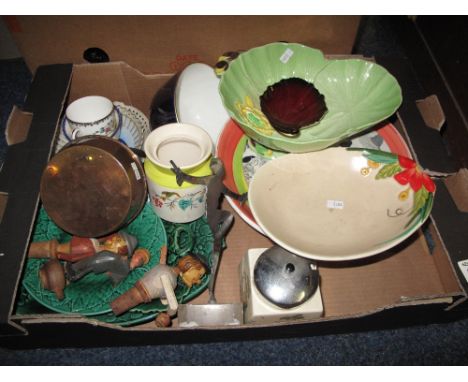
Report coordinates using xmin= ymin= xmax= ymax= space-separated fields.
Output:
xmin=91 ymin=217 xmax=213 ymax=326
xmin=219 ymin=42 xmax=403 ymax=153
xmin=22 ymin=203 xmax=167 ymax=316
xmin=19 ymin=209 xmax=213 ymax=326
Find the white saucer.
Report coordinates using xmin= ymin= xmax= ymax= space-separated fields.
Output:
xmin=54 ymin=102 xmax=151 ymax=153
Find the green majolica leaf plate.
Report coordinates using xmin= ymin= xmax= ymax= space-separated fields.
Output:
xmin=19 ymin=210 xmax=212 ymax=326
xmin=90 ymin=217 xmax=213 ymax=326
xmin=22 ymin=203 xmax=167 ymax=316
xmin=219 ymin=42 xmax=403 ymax=153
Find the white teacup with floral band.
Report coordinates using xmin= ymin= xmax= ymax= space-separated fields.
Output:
xmin=143 ymin=123 xmax=213 ymax=223
xmin=66 ymin=95 xmax=120 ymax=139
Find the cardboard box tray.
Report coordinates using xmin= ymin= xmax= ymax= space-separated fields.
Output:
xmin=0 ymin=55 xmax=467 ymax=346
xmin=5 ymin=16 xmax=361 ymax=75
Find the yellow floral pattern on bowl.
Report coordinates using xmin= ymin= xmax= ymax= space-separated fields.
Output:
xmin=235 ymin=96 xmax=274 ymax=136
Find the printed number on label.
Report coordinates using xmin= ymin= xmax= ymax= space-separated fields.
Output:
xmin=131 ymin=162 xmax=141 ymax=181
xmin=280 ymin=48 xmax=294 ymax=63
xmin=327 ymin=200 xmax=344 ymax=209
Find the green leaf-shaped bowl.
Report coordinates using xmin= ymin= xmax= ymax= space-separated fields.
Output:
xmin=219 ymin=42 xmax=403 ymax=153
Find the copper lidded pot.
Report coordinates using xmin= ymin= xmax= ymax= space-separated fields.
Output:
xmin=40 ymin=136 xmax=147 ymax=238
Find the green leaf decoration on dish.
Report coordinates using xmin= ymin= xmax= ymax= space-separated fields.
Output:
xmin=233 ymin=136 xmax=250 ymax=195
xmin=360 ymin=148 xmax=399 ymax=164
xmin=419 ymin=192 xmax=434 ymax=224
xmin=406 ymin=187 xmax=433 ymax=228
xmin=413 ymin=187 xmax=430 ymax=216
xmin=376 ymin=163 xmax=402 ymax=179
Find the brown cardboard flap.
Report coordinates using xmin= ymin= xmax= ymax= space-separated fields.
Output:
xmin=444 ymin=168 xmax=468 ymax=212
xmin=120 ymin=64 xmax=173 ymax=119
xmin=70 ymin=62 xmax=173 ymax=119
xmin=377 ymin=56 xmax=457 ymax=174
xmin=5 ymin=106 xmax=33 ymax=145
xmin=68 ymin=63 xmax=131 ymax=105
xmin=8 ymin=16 xmax=361 ymax=74
xmin=431 ymin=179 xmax=468 ymax=294
xmin=416 ymin=95 xmax=446 ymax=131
xmin=427 ymin=223 xmax=466 ymax=295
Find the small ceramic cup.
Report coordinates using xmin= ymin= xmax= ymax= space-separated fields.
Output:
xmin=144 ymin=123 xmax=213 ymax=223
xmin=65 ymin=95 xmax=119 ymax=139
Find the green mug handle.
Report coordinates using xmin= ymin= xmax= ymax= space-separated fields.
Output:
xmin=172 ymin=225 xmax=194 ymax=257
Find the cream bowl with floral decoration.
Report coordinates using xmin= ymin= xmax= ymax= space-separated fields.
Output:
xmin=248 ymin=147 xmax=435 ymax=261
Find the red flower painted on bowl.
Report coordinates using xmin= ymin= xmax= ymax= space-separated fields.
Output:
xmin=394 ymin=156 xmax=436 ymax=193
xmin=357 ymin=148 xmax=435 ymax=229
